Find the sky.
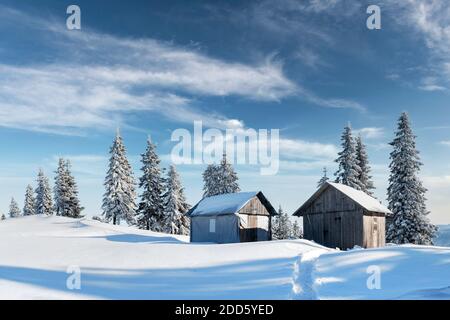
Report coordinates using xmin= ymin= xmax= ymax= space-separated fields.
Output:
xmin=0 ymin=0 xmax=449 ymax=224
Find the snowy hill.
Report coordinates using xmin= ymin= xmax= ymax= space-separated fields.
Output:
xmin=435 ymin=225 xmax=450 ymax=247
xmin=0 ymin=216 xmax=449 ymax=300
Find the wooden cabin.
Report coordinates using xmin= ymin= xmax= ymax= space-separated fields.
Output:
xmin=187 ymin=191 xmax=277 ymax=243
xmin=293 ymin=182 xmax=391 ymax=250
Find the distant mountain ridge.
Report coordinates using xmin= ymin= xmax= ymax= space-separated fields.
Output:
xmin=435 ymin=225 xmax=450 ymax=247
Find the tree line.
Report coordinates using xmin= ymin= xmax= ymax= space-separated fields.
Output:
xmin=1 ymin=112 xmax=438 ymax=245
xmin=319 ymin=112 xmax=437 ymax=245
xmin=3 ymin=160 xmax=83 ymax=220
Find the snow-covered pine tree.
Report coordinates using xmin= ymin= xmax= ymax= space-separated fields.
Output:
xmin=8 ymin=197 xmax=21 ymax=218
xmin=317 ymin=167 xmax=330 ymax=189
xmin=23 ymin=184 xmax=36 ymax=216
xmin=35 ymin=169 xmax=54 ymax=215
xmin=136 ymin=137 xmax=165 ymax=231
xmin=387 ymin=112 xmax=437 ymax=245
xmin=272 ymin=206 xmax=292 ymax=240
xmin=64 ymin=160 xmax=83 ymax=218
xmin=102 ymin=130 xmax=137 ymax=225
xmin=202 ymin=153 xmax=240 ymax=197
xmin=355 ymin=135 xmax=375 ymax=195
xmin=163 ymin=165 xmax=190 ymax=235
xmin=202 ymin=164 xmax=220 ymax=198
xmin=0 ymin=214 xmax=5 ymax=221
xmin=217 ymin=153 xmax=240 ymax=194
xmin=291 ymin=220 xmax=303 ymax=239
xmin=54 ymin=158 xmax=68 ymax=216
xmin=334 ymin=125 xmax=363 ymax=190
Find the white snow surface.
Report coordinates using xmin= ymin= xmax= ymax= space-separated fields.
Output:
xmin=327 ymin=182 xmax=392 ymax=214
xmin=0 ymin=216 xmax=449 ymax=300
xmin=188 ymin=191 xmax=259 ymax=216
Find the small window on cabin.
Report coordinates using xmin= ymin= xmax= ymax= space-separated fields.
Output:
xmin=209 ymin=219 xmax=216 ymax=233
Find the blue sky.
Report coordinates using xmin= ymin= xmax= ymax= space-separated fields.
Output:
xmin=0 ymin=0 xmax=449 ymax=223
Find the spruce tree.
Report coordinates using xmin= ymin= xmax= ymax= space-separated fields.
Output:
xmin=136 ymin=138 xmax=165 ymax=231
xmin=355 ymin=135 xmax=375 ymax=195
xmin=64 ymin=160 xmax=83 ymax=218
xmin=102 ymin=130 xmax=137 ymax=225
xmin=202 ymin=164 xmax=220 ymax=198
xmin=387 ymin=112 xmax=437 ymax=245
xmin=334 ymin=125 xmax=362 ymax=190
xmin=1 ymin=214 xmax=5 ymax=221
xmin=317 ymin=167 xmax=329 ymax=189
xmin=163 ymin=165 xmax=190 ymax=235
xmin=23 ymin=184 xmax=36 ymax=216
xmin=291 ymin=220 xmax=303 ymax=239
xmin=35 ymin=169 xmax=54 ymax=215
xmin=54 ymin=158 xmax=68 ymax=216
xmin=9 ymin=197 xmax=21 ymax=218
xmin=202 ymin=153 xmax=240 ymax=197
xmin=272 ymin=206 xmax=292 ymax=240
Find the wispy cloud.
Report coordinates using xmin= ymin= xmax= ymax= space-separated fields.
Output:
xmin=440 ymin=141 xmax=450 ymax=147
xmin=386 ymin=0 xmax=450 ymax=90
xmin=0 ymin=4 xmax=366 ymax=135
xmin=354 ymin=127 xmax=385 ymax=139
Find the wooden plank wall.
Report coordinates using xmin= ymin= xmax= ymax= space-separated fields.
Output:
xmin=303 ymin=187 xmax=371 ymax=249
xmin=239 ymin=197 xmax=270 ymax=216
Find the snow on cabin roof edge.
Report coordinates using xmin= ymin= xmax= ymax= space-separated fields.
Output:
xmin=187 ymin=191 xmax=276 ymax=217
xmin=294 ymin=182 xmax=392 ymax=216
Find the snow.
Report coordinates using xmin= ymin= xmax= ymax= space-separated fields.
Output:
xmin=328 ymin=182 xmax=391 ymax=214
xmin=314 ymin=245 xmax=450 ymax=299
xmin=0 ymin=215 xmax=449 ymax=300
xmin=188 ymin=192 xmax=259 ymax=217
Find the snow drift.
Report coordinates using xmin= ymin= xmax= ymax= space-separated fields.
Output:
xmin=0 ymin=216 xmax=449 ymax=300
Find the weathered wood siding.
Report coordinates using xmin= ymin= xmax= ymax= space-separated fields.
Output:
xmin=302 ymin=186 xmax=385 ymax=249
xmin=239 ymin=197 xmax=270 ymax=216
xmin=363 ymin=214 xmax=386 ymax=248
xmin=238 ymin=196 xmax=271 ymax=242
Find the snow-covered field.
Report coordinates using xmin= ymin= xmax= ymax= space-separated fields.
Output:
xmin=0 ymin=216 xmax=449 ymax=300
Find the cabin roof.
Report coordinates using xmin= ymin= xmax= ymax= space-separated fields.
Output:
xmin=294 ymin=182 xmax=392 ymax=216
xmin=187 ymin=191 xmax=277 ymax=217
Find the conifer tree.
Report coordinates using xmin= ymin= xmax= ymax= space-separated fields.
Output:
xmin=23 ymin=184 xmax=36 ymax=216
xmin=0 ymin=214 xmax=5 ymax=221
xmin=54 ymin=158 xmax=67 ymax=216
xmin=35 ymin=169 xmax=53 ymax=215
xmin=163 ymin=165 xmax=190 ymax=235
xmin=272 ymin=206 xmax=292 ymax=240
xmin=8 ymin=197 xmax=21 ymax=218
xmin=64 ymin=160 xmax=83 ymax=218
xmin=355 ymin=135 xmax=375 ymax=195
xmin=387 ymin=112 xmax=437 ymax=244
xmin=334 ymin=125 xmax=362 ymax=190
xmin=317 ymin=167 xmax=330 ymax=189
xmin=202 ymin=164 xmax=220 ymax=198
xmin=291 ymin=220 xmax=303 ymax=239
xmin=136 ymin=138 xmax=165 ymax=231
xmin=102 ymin=130 xmax=137 ymax=225
xmin=202 ymin=153 xmax=240 ymax=197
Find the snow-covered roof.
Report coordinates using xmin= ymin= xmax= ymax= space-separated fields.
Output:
xmin=187 ymin=192 xmax=276 ymax=217
xmin=294 ymin=182 xmax=392 ymax=216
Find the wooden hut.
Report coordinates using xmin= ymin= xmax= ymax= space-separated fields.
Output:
xmin=293 ymin=182 xmax=391 ymax=250
xmin=187 ymin=191 xmax=277 ymax=243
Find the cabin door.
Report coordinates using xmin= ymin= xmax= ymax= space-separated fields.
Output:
xmin=247 ymin=215 xmax=258 ymax=242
